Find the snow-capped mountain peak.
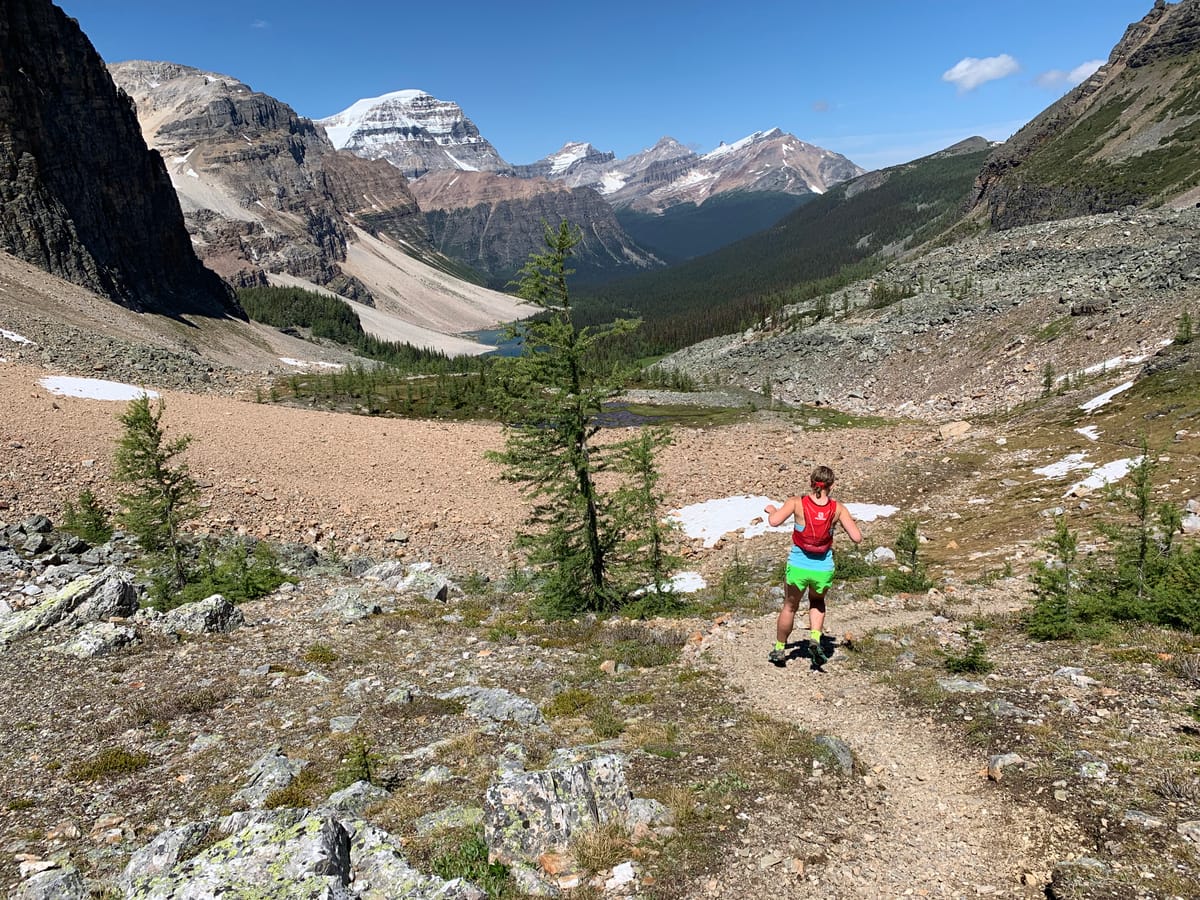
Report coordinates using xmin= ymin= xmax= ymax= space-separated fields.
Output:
xmin=317 ymin=91 xmax=509 ymax=179
xmin=319 ymin=89 xmax=430 ymax=149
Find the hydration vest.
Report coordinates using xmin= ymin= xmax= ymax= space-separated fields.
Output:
xmin=792 ymin=496 xmax=838 ymax=554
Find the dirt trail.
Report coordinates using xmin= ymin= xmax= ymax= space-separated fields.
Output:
xmin=708 ymin=594 xmax=1082 ymax=898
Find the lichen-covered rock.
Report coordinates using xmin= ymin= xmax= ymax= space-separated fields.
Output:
xmin=156 ymin=594 xmax=244 ymax=635
xmin=438 ymin=686 xmax=544 ymax=727
xmin=120 ymin=821 xmax=215 ymax=892
xmin=54 ymin=621 xmax=139 ymax=658
xmin=814 ymin=734 xmax=855 ymax=773
xmin=317 ymin=588 xmax=382 ymax=622
xmin=344 ymin=818 xmax=485 ymax=900
xmin=625 ymin=797 xmax=672 ymax=830
xmin=484 ymin=753 xmax=632 ymax=866
xmin=231 ymin=747 xmax=306 ymax=809
xmin=14 ymin=864 xmax=89 ymax=900
xmin=414 ymin=805 xmax=483 ymax=835
xmin=125 ymin=812 xmax=351 ymax=899
xmin=322 ymin=780 xmax=391 ymax=816
xmin=0 ymin=566 xmax=137 ymax=643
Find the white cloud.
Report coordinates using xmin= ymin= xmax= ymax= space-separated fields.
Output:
xmin=942 ymin=54 xmax=1019 ymax=92
xmin=1069 ymin=59 xmax=1105 ymax=84
xmin=1037 ymin=59 xmax=1105 ymax=89
xmin=251 ymin=19 xmax=270 ymax=29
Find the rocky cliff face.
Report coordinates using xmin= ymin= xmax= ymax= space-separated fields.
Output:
xmin=318 ymin=91 xmax=510 ymax=179
xmin=110 ymin=61 xmax=434 ymax=303
xmin=970 ymin=0 xmax=1200 ymax=228
xmin=0 ymin=0 xmax=237 ymax=317
xmin=411 ymin=171 xmax=662 ymax=287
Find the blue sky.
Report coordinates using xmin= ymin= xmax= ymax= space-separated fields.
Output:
xmin=59 ymin=0 xmax=1152 ymax=171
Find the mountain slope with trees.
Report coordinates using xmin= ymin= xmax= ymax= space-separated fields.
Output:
xmin=578 ymin=140 xmax=992 ymax=355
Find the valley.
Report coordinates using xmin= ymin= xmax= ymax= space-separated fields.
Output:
xmin=3 ymin=0 xmax=1200 ymax=897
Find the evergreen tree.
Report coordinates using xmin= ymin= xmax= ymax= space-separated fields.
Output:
xmin=113 ymin=396 xmax=199 ymax=589
xmin=489 ymin=221 xmax=639 ymax=616
xmin=609 ymin=426 xmax=682 ymax=607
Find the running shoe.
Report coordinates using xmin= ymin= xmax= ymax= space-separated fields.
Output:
xmin=809 ymin=639 xmax=828 ymax=668
xmin=768 ymin=646 xmax=787 ymax=666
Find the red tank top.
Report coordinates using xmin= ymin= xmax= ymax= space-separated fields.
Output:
xmin=792 ymin=496 xmax=838 ymax=554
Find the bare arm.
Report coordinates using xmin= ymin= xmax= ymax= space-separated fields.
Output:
xmin=838 ymin=504 xmax=863 ymax=544
xmin=764 ymin=497 xmax=799 ymax=528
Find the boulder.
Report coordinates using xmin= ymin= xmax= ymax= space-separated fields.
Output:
xmin=156 ymin=594 xmax=244 ymax=635
xmin=0 ymin=566 xmax=137 ymax=643
xmin=865 ymin=547 xmax=897 ymax=566
xmin=55 ymin=622 xmax=139 ymax=658
xmin=318 ymin=588 xmax=382 ymax=622
xmin=231 ymin=748 xmax=306 ymax=809
xmin=120 ymin=821 xmax=215 ymax=892
xmin=322 ymin=780 xmax=391 ymax=816
xmin=938 ymin=420 xmax=971 ymax=440
xmin=14 ymin=865 xmax=88 ymax=900
xmin=343 ymin=818 xmax=485 ymax=900
xmin=438 ymin=686 xmax=544 ymax=727
xmin=484 ymin=753 xmax=632 ymax=866
xmin=125 ymin=812 xmax=350 ymax=899
xmin=814 ymin=735 xmax=855 ymax=773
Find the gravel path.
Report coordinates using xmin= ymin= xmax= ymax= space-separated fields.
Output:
xmin=708 ymin=594 xmax=1082 ymax=898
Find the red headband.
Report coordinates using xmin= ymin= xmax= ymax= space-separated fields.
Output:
xmin=813 ymin=480 xmax=828 ymax=488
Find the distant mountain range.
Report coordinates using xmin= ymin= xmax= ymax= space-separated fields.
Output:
xmin=107 ymin=61 xmax=529 ymax=351
xmin=5 ymin=0 xmax=1197 ymax=369
xmin=318 ymin=91 xmax=864 ymax=278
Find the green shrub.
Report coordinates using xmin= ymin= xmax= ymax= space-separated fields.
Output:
xmin=69 ymin=747 xmax=151 ymax=781
xmin=430 ymin=829 xmax=512 ymax=897
xmin=543 ymin=688 xmax=596 ymax=718
xmin=61 ymin=489 xmax=112 ymax=544
xmin=1027 ymin=447 xmax=1200 ymax=638
xmin=303 ymin=643 xmax=337 ymax=664
xmin=882 ymin=520 xmax=934 ymax=593
xmin=833 ymin=546 xmax=883 ymax=581
xmin=333 ymin=735 xmax=377 ymax=790
xmin=171 ymin=540 xmax=288 ymax=608
xmin=943 ymin=627 xmax=994 ymax=675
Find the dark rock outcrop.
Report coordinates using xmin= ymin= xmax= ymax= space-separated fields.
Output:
xmin=412 ymin=171 xmax=662 ymax=287
xmin=0 ymin=0 xmax=238 ymax=318
xmin=970 ymin=0 xmax=1200 ymax=228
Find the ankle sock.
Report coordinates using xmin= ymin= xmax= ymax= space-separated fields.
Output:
xmin=774 ymin=641 xmax=785 ymax=652
xmin=810 ymin=629 xmax=822 ymax=643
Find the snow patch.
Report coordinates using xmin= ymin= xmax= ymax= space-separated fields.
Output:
xmin=443 ymin=151 xmax=479 ymax=172
xmin=599 ymin=173 xmax=627 ymax=194
xmin=1064 ymin=457 xmax=1142 ymax=497
xmin=843 ymin=502 xmax=899 ymax=522
xmin=1058 ymin=340 xmax=1172 ymax=382
xmin=39 ymin=376 xmax=159 ymax=401
xmin=279 ymin=358 xmax=345 ymax=370
xmin=1080 ymin=381 xmax=1133 ymax=412
xmin=1034 ymin=453 xmax=1092 ymax=478
xmin=548 ymin=143 xmax=591 ymax=175
xmin=1 ymin=329 xmax=33 ymax=345
xmin=186 ymin=168 xmax=199 ymax=179
xmin=636 ymin=571 xmax=706 ymax=596
xmin=669 ymin=495 xmax=896 ymax=548
xmin=1075 ymin=425 xmax=1101 ymax=442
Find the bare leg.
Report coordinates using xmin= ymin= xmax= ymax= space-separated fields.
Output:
xmin=808 ymin=589 xmax=827 ymax=634
xmin=776 ymin=582 xmax=803 ymax=645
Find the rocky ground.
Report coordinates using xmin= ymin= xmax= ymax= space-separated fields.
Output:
xmin=2 ymin=206 xmax=1200 ymax=896
xmin=668 ymin=207 xmax=1200 ymax=422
